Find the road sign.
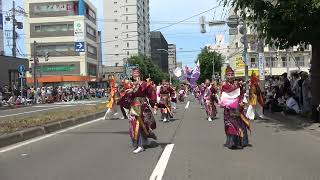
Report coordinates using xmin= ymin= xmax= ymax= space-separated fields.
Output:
xmin=75 ymin=42 xmax=85 ymax=52
xmin=18 ymin=65 xmax=25 ymax=73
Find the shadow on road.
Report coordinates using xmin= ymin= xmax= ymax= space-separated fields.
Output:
xmin=147 ymin=141 xmax=171 ymax=149
xmin=255 ymin=112 xmax=314 ymax=132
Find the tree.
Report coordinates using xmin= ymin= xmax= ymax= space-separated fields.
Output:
xmin=223 ymin=0 xmax=320 ymax=114
xmin=197 ymin=48 xmax=223 ymax=83
xmin=128 ymin=54 xmax=170 ymax=85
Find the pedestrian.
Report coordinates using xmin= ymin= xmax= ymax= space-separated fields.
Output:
xmin=220 ymin=66 xmax=251 ymax=149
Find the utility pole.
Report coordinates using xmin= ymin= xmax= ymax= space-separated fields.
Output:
xmin=33 ymin=41 xmax=38 ymax=88
xmin=12 ymin=0 xmax=17 ymax=57
xmin=212 ymin=54 xmax=215 ymax=81
xmin=5 ymin=0 xmax=26 ymax=58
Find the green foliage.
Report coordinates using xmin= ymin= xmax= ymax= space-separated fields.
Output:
xmin=128 ymin=54 xmax=170 ymax=85
xmin=224 ymin=0 xmax=320 ymax=48
xmin=197 ymin=48 xmax=223 ymax=83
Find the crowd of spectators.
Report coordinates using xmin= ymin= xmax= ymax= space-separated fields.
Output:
xmin=0 ymin=86 xmax=108 ymax=107
xmin=265 ymin=72 xmax=313 ymax=117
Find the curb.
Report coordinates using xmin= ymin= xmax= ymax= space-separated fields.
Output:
xmin=0 ymin=111 xmax=105 ymax=148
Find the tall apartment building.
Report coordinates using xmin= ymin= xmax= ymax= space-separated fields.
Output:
xmin=25 ymin=0 xmax=99 ymax=87
xmin=103 ymin=0 xmax=151 ymax=67
xmin=0 ymin=0 xmax=4 ymax=54
xmin=168 ymin=44 xmax=177 ymax=72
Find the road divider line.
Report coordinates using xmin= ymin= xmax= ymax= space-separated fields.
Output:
xmin=0 ymin=107 xmax=63 ymax=118
xmin=149 ymin=144 xmax=175 ymax=180
xmin=0 ymin=118 xmax=104 ymax=154
xmin=185 ymin=101 xmax=190 ymax=109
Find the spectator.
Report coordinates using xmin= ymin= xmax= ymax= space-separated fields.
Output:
xmin=300 ymin=72 xmax=312 ymax=115
xmin=282 ymin=91 xmax=300 ymax=115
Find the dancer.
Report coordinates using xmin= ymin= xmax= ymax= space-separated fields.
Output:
xmin=178 ymin=84 xmax=186 ymax=103
xmin=220 ymin=66 xmax=251 ymax=149
xmin=158 ymin=80 xmax=174 ymax=122
xmin=171 ymin=86 xmax=177 ymax=110
xmin=203 ymin=79 xmax=217 ymax=122
xmin=104 ymin=75 xmax=118 ymax=120
xmin=126 ymin=68 xmax=157 ymax=154
xmin=246 ymin=73 xmax=265 ymax=120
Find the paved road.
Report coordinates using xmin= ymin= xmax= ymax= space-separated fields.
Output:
xmin=0 ymin=98 xmax=107 ymax=120
xmin=1 ymin=98 xmax=320 ymax=180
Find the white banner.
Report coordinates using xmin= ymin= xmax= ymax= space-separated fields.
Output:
xmin=258 ymin=53 xmax=266 ymax=80
xmin=74 ymin=21 xmax=85 ymax=42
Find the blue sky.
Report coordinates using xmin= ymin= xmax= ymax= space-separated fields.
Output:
xmin=3 ymin=0 xmax=229 ymax=67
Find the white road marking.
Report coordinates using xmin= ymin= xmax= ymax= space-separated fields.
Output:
xmin=0 ymin=118 xmax=104 ymax=154
xmin=0 ymin=107 xmax=63 ymax=118
xmin=149 ymin=144 xmax=175 ymax=180
xmin=33 ymin=105 xmax=74 ymax=108
xmin=185 ymin=101 xmax=190 ymax=109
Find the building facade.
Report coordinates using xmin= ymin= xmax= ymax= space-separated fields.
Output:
xmin=150 ymin=31 xmax=168 ymax=73
xmin=24 ymin=0 xmax=99 ymax=87
xmin=0 ymin=0 xmax=4 ymax=54
xmin=0 ymin=56 xmax=28 ymax=89
xmin=103 ymin=0 xmax=151 ymax=67
xmin=168 ymin=44 xmax=177 ymax=72
xmin=227 ymin=10 xmax=311 ymax=78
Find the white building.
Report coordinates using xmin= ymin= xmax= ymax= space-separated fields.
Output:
xmin=227 ymin=9 xmax=311 ymax=78
xmin=168 ymin=44 xmax=177 ymax=72
xmin=24 ymin=0 xmax=99 ymax=86
xmin=103 ymin=0 xmax=151 ymax=67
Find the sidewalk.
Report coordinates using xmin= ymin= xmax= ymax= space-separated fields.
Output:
xmin=264 ymin=110 xmax=320 ymax=133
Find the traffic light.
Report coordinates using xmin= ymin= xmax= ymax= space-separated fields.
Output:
xmin=45 ymin=52 xmax=49 ymax=61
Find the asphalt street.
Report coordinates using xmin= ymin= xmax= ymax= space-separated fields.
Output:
xmin=1 ymin=98 xmax=320 ymax=180
xmin=0 ymin=98 xmax=107 ymax=120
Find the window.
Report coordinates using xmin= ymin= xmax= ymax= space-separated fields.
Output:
xmin=114 ymin=10 xmax=118 ymax=13
xmin=295 ymin=57 xmax=305 ymax=66
xmin=86 ymin=25 xmax=96 ymax=38
xmin=127 ymin=43 xmax=129 ymax=48
xmin=126 ymin=25 xmax=129 ymax=29
xmin=115 ymin=27 xmax=118 ymax=30
xmin=126 ymin=0 xmax=128 ymax=3
xmin=126 ymin=16 xmax=129 ymax=21
xmin=34 ymin=43 xmax=77 ymax=57
xmin=87 ymin=44 xmax=97 ymax=55
xmin=251 ymin=58 xmax=257 ymax=68
xmin=115 ymin=45 xmax=119 ymax=48
xmin=281 ymin=57 xmax=286 ymax=67
xmin=114 ymin=1 xmax=117 ymax=4
xmin=33 ymin=23 xmax=73 ymax=33
xmin=126 ymin=8 xmax=128 ymax=12
xmin=115 ymin=36 xmax=118 ymax=39
xmin=35 ymin=26 xmax=41 ymax=32
xmin=127 ymin=51 xmax=130 ymax=56
xmin=126 ymin=34 xmax=129 ymax=38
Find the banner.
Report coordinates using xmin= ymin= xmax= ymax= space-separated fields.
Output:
xmin=258 ymin=53 xmax=266 ymax=80
xmin=74 ymin=21 xmax=85 ymax=42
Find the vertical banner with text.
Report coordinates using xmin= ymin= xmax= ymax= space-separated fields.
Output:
xmin=258 ymin=53 xmax=266 ymax=80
